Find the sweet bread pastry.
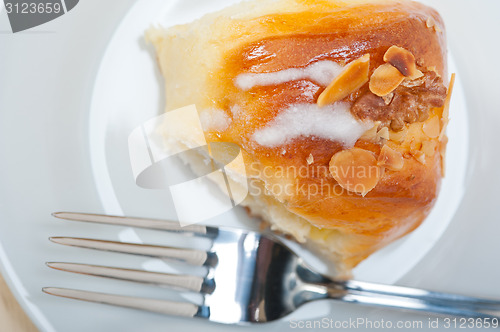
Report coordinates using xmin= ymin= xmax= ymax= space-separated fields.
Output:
xmin=146 ymin=0 xmax=453 ymax=277
xmin=147 ymin=0 xmax=453 ymax=277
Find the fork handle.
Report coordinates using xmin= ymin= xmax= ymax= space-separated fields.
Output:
xmin=315 ymin=282 xmax=500 ymax=319
xmin=297 ymin=264 xmax=500 ymax=317
xmin=332 ymin=290 xmax=500 ymax=319
xmin=343 ymin=280 xmax=500 ymax=311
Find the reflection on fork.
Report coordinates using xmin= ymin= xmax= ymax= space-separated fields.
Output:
xmin=44 ymin=212 xmax=500 ymax=324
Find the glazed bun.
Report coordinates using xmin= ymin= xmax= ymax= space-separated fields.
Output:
xmin=146 ymin=0 xmax=453 ymax=277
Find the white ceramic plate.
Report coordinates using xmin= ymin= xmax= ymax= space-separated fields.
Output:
xmin=2 ymin=1 xmax=500 ymax=332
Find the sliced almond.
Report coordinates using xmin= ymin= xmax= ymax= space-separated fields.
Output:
xmin=369 ymin=63 xmax=405 ymax=97
xmin=361 ymin=121 xmax=381 ymax=141
xmin=427 ymin=66 xmax=438 ymax=73
xmin=426 ymin=17 xmax=442 ymax=33
xmin=306 ymin=153 xmax=314 ymax=165
xmin=383 ymin=46 xmax=424 ymax=80
xmin=377 ymin=127 xmax=390 ymax=140
xmin=329 ymin=148 xmax=381 ymax=196
xmin=440 ymin=136 xmax=448 ymax=177
xmin=378 ymin=145 xmax=404 ymax=171
xmin=439 ymin=73 xmax=456 ymax=141
xmin=382 ymin=92 xmax=394 ymax=105
xmin=410 ymin=139 xmax=422 ymax=152
xmin=317 ymin=54 xmax=370 ymax=107
xmin=411 ymin=150 xmax=426 ymax=165
xmin=421 ymin=140 xmax=437 ymax=157
xmin=389 ymin=126 xmax=408 ymax=142
xmin=426 ymin=17 xmax=435 ymax=28
xmin=422 ymin=116 xmax=441 ymax=138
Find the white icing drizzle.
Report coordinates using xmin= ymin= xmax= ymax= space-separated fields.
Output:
xmin=199 ymin=109 xmax=231 ymax=132
xmin=235 ymin=60 xmax=344 ymax=91
xmin=252 ymin=103 xmax=372 ymax=148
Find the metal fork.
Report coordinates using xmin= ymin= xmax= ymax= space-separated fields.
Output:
xmin=43 ymin=212 xmax=500 ymax=324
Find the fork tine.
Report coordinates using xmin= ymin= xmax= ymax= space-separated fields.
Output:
xmin=49 ymin=237 xmax=217 ymax=267
xmin=46 ymin=262 xmax=215 ymax=294
xmin=52 ymin=212 xmax=218 ymax=237
xmin=42 ymin=287 xmax=210 ymax=318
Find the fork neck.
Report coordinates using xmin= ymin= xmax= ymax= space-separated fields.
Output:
xmin=292 ymin=262 xmax=348 ymax=307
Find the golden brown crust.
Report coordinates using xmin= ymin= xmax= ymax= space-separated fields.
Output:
xmin=223 ymin=1 xmax=446 ymax=78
